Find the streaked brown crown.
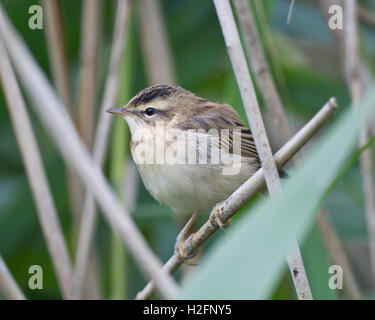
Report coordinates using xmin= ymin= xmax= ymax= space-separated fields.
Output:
xmin=127 ymin=84 xmax=192 ymax=108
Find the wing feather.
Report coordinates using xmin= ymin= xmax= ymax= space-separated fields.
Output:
xmin=176 ymin=102 xmax=260 ymax=164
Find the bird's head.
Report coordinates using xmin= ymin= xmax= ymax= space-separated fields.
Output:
xmin=106 ymin=84 xmax=196 ymax=134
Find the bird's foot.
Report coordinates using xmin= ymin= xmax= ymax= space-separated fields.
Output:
xmin=210 ymin=202 xmax=231 ymax=232
xmin=174 ymin=235 xmax=198 ymax=265
xmin=174 ymin=213 xmax=199 ymax=265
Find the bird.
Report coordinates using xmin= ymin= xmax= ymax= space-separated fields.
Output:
xmin=107 ymin=84 xmax=261 ymax=261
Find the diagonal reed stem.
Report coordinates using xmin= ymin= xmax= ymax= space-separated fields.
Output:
xmin=0 ymin=36 xmax=78 ymax=300
xmin=0 ymin=254 xmax=26 ymax=300
xmin=213 ymin=0 xmax=311 ymax=300
xmin=0 ymin=3 xmax=179 ymax=300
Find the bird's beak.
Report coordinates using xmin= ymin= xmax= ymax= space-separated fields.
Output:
xmin=106 ymin=107 xmax=124 ymax=115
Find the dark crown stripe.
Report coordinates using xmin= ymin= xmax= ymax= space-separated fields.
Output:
xmin=129 ymin=84 xmax=182 ymax=107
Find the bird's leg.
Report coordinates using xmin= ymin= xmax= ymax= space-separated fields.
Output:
xmin=210 ymin=201 xmax=232 ymax=232
xmin=174 ymin=212 xmax=199 ymax=264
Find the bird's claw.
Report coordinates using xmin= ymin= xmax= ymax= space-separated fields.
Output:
xmin=174 ymin=213 xmax=199 ymax=265
xmin=210 ymin=203 xmax=231 ymax=232
xmin=174 ymin=235 xmax=198 ymax=265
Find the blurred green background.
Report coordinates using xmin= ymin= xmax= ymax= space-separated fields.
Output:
xmin=0 ymin=0 xmax=375 ymax=299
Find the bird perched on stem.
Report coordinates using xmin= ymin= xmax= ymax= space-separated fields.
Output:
xmin=107 ymin=84 xmax=261 ymax=261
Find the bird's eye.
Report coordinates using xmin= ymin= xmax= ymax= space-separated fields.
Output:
xmin=144 ymin=107 xmax=155 ymax=116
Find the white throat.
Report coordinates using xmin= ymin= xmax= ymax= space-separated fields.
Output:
xmin=122 ymin=115 xmax=144 ymax=135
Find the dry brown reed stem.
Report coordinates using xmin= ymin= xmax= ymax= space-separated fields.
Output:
xmin=232 ymin=0 xmax=291 ymax=147
xmin=43 ymin=0 xmax=101 ymax=297
xmin=252 ymin=0 xmax=287 ymax=94
xmin=213 ymin=0 xmax=311 ymax=300
xmin=316 ymin=211 xmax=362 ymax=299
xmin=74 ymin=0 xmax=131 ymax=295
xmin=318 ymin=0 xmax=345 ymax=61
xmin=0 ymin=4 xmax=179 ymax=299
xmin=358 ymin=3 xmax=375 ymax=27
xmin=214 ymin=0 xmax=280 ymax=191
xmin=42 ymin=0 xmax=81 ymax=226
xmin=344 ymin=0 xmax=375 ymax=286
xmin=0 ymin=254 xmax=25 ymax=300
xmin=317 ymin=0 xmax=371 ymax=88
xmin=233 ymin=0 xmax=361 ymax=299
xmin=137 ymin=0 xmax=177 ymax=85
xmin=136 ymin=98 xmax=338 ymax=300
xmin=0 ymin=36 xmax=78 ymax=300
xmin=78 ymin=0 xmax=101 ymax=147
xmin=42 ymin=0 xmax=73 ymax=116
xmin=318 ymin=0 xmax=375 ymax=295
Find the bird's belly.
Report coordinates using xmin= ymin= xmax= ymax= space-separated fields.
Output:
xmin=137 ymin=161 xmax=258 ymax=215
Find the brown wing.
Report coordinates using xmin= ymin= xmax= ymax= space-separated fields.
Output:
xmin=177 ymin=102 xmax=260 ymax=164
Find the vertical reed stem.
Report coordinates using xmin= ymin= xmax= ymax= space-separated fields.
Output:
xmin=214 ymin=0 xmax=312 ymax=300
